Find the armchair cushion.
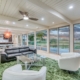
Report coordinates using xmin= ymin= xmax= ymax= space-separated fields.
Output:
xmin=8 ymin=64 xmax=22 ymax=72
xmin=60 ymin=52 xmax=80 ymax=57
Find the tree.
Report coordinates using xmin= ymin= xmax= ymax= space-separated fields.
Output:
xmin=29 ymin=34 xmax=34 ymax=41
xmin=37 ymin=32 xmax=44 ymax=40
xmin=50 ymin=39 xmax=57 ymax=44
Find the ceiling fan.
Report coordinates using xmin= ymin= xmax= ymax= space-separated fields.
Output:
xmin=18 ymin=10 xmax=38 ymax=21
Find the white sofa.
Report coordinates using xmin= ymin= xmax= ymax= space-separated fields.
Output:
xmin=2 ymin=64 xmax=47 ymax=80
xmin=58 ymin=53 xmax=80 ymax=71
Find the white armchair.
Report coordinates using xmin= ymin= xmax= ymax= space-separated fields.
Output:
xmin=58 ymin=53 xmax=80 ymax=71
xmin=2 ymin=64 xmax=47 ymax=80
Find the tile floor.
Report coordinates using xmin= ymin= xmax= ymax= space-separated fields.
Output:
xmin=37 ymin=50 xmax=61 ymax=61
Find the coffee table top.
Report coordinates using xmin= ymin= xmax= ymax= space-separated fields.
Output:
xmin=17 ymin=54 xmax=46 ymax=64
xmin=17 ymin=56 xmax=34 ymax=63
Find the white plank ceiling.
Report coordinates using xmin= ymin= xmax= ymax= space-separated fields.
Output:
xmin=41 ymin=0 xmax=80 ymax=20
xmin=0 ymin=0 xmax=80 ymax=34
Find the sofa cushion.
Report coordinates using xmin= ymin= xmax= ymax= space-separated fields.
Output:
xmin=22 ymin=51 xmax=33 ymax=55
xmin=19 ymin=47 xmax=30 ymax=52
xmin=13 ymin=49 xmax=20 ymax=53
xmin=5 ymin=49 xmax=14 ymax=54
xmin=7 ymin=53 xmax=22 ymax=58
xmin=5 ymin=48 xmax=19 ymax=54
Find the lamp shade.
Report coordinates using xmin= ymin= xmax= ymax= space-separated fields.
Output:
xmin=4 ymin=31 xmax=12 ymax=39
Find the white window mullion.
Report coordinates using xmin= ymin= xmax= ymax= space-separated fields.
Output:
xmin=47 ymin=29 xmax=50 ymax=53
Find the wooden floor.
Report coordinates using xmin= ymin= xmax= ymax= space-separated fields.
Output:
xmin=37 ymin=50 xmax=61 ymax=61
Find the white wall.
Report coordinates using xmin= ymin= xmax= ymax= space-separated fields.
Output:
xmin=12 ymin=35 xmax=18 ymax=47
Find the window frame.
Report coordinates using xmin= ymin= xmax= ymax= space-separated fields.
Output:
xmin=73 ymin=23 xmax=80 ymax=52
xmin=49 ymin=25 xmax=70 ymax=54
xmin=36 ymin=30 xmax=47 ymax=51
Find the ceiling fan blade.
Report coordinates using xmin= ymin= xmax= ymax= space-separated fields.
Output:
xmin=19 ymin=10 xmax=24 ymax=15
xmin=29 ymin=17 xmax=38 ymax=21
xmin=18 ymin=19 xmax=23 ymax=21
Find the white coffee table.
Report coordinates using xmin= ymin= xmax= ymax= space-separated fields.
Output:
xmin=17 ymin=54 xmax=46 ymax=69
xmin=17 ymin=56 xmax=34 ymax=69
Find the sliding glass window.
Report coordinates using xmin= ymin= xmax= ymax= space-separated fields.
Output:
xmin=59 ymin=26 xmax=70 ymax=54
xmin=74 ymin=24 xmax=80 ymax=52
xmin=50 ymin=28 xmax=58 ymax=53
xmin=49 ymin=26 xmax=70 ymax=54
xmin=36 ymin=30 xmax=47 ymax=51
xmin=28 ymin=33 xmax=34 ymax=48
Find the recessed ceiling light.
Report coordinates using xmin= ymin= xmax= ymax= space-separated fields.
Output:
xmin=36 ymin=27 xmax=38 ymax=28
xmin=6 ymin=21 xmax=10 ymax=24
xmin=52 ymin=22 xmax=54 ymax=24
xmin=41 ymin=18 xmax=44 ymax=21
xmin=12 ymin=22 xmax=15 ymax=24
xmin=69 ymin=5 xmax=73 ymax=9
xmin=26 ymin=25 xmax=28 ymax=27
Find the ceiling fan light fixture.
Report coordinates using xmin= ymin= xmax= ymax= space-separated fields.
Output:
xmin=23 ymin=16 xmax=29 ymax=20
